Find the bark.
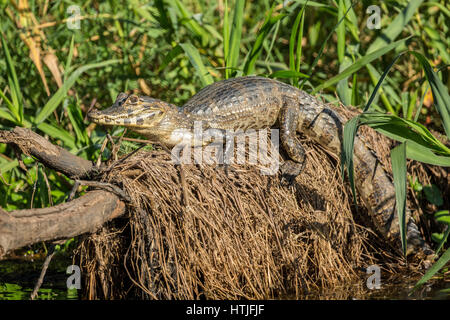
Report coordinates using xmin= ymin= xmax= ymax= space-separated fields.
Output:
xmin=0 ymin=127 xmax=127 ymax=259
xmin=0 ymin=190 xmax=125 ymax=258
xmin=0 ymin=126 xmax=96 ymax=179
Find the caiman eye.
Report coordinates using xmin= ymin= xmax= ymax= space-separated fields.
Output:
xmin=128 ymin=95 xmax=139 ymax=104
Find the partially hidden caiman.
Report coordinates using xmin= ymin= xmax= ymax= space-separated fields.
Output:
xmin=88 ymin=75 xmax=434 ymax=260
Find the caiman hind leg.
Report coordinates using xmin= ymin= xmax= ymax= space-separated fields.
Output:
xmin=279 ymin=104 xmax=306 ymax=184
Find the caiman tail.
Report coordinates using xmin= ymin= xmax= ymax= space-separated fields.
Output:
xmin=293 ymin=91 xmax=434 ymax=259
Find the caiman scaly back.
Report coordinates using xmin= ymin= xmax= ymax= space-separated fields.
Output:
xmin=88 ymin=76 xmax=433 ymax=259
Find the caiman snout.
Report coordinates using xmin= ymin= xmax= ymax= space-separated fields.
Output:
xmin=87 ymin=109 xmax=114 ymax=124
xmin=87 ymin=109 xmax=101 ymax=120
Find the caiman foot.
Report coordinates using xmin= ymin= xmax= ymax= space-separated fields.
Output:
xmin=405 ymin=220 xmax=436 ymax=269
xmin=280 ymin=160 xmax=304 ymax=185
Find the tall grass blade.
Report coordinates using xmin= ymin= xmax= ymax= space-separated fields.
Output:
xmin=169 ymin=0 xmax=210 ymax=46
xmin=299 ymin=0 xmax=356 ymax=89
xmin=312 ymin=37 xmax=410 ymax=94
xmin=226 ymin=0 xmax=245 ymax=78
xmin=336 ymin=56 xmax=353 ymax=106
xmin=288 ymin=1 xmax=307 ymax=86
xmin=343 ymin=0 xmax=359 ymax=41
xmin=67 ymin=100 xmax=89 ymax=145
xmin=357 ymin=113 xmax=450 ymax=155
xmin=391 ymin=142 xmax=408 ymax=256
xmin=289 ymin=6 xmax=303 ymax=71
xmin=341 ymin=116 xmax=359 ymax=205
xmin=0 ymin=108 xmax=16 ymax=123
xmin=434 ymin=210 xmax=450 ymax=254
xmin=1 ymin=33 xmax=23 ymax=124
xmin=402 ymin=141 xmax=450 ymax=167
xmin=410 ymin=52 xmax=450 ymax=139
xmin=363 ymin=53 xmax=405 ymax=112
xmin=269 ymin=70 xmax=308 ymax=79
xmin=337 ymin=0 xmax=345 ymax=64
xmin=64 ymin=35 xmax=75 ymax=83
xmin=36 ymin=122 xmax=76 ymax=150
xmin=413 ymin=247 xmax=450 ymax=292
xmin=243 ymin=7 xmax=286 ymax=75
xmin=367 ymin=0 xmax=424 ymax=53
xmin=35 ymin=59 xmax=121 ymax=124
xmin=157 ymin=44 xmax=183 ymax=72
xmin=179 ymin=43 xmax=213 ymax=86
xmin=223 ymin=0 xmax=230 ymax=78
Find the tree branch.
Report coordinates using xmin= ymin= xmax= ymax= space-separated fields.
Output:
xmin=0 ymin=190 xmax=126 ymax=259
xmin=0 ymin=127 xmax=127 ymax=259
xmin=0 ymin=126 xmax=96 ymax=179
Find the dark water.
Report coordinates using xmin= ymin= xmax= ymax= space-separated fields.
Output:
xmin=0 ymin=254 xmax=79 ymax=300
xmin=1 ymin=256 xmax=448 ymax=300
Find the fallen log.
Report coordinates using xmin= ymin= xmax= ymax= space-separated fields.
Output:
xmin=0 ymin=126 xmax=95 ymax=179
xmin=0 ymin=127 xmax=126 ymax=259
xmin=0 ymin=190 xmax=125 ymax=258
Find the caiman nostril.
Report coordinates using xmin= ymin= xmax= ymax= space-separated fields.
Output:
xmin=87 ymin=110 xmax=97 ymax=116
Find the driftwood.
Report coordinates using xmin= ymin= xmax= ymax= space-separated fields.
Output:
xmin=0 ymin=127 xmax=126 ymax=259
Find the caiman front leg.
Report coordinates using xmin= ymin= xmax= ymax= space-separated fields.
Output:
xmin=279 ymin=103 xmax=306 ymax=184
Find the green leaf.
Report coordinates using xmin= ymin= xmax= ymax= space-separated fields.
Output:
xmin=391 ymin=142 xmax=408 ymax=256
xmin=179 ymin=43 xmax=213 ymax=86
xmin=367 ymin=0 xmax=424 ymax=53
xmin=423 ymin=185 xmax=444 ymax=206
xmin=64 ymin=35 xmax=75 ymax=83
xmin=336 ymin=55 xmax=353 ymax=106
xmin=243 ymin=7 xmax=286 ymax=75
xmin=403 ymin=140 xmax=450 ymax=167
xmin=223 ymin=0 xmax=230 ymax=78
xmin=435 ymin=210 xmax=450 ymax=225
xmin=337 ymin=0 xmax=346 ymax=63
xmin=312 ymin=37 xmax=410 ymax=94
xmin=424 ymin=26 xmax=450 ymax=64
xmin=342 ymin=116 xmax=359 ymax=206
xmin=410 ymin=52 xmax=450 ymax=139
xmin=289 ymin=7 xmax=303 ymax=72
xmin=287 ymin=2 xmax=306 ymax=86
xmin=1 ymin=33 xmax=23 ymax=124
xmin=226 ymin=0 xmax=245 ymax=78
xmin=0 ymin=96 xmax=18 ymax=123
xmin=169 ymin=0 xmax=210 ymax=46
xmin=157 ymin=44 xmax=183 ymax=72
xmin=357 ymin=112 xmax=450 ymax=156
xmin=343 ymin=0 xmax=359 ymax=41
xmin=269 ymin=70 xmax=309 ymax=79
xmin=413 ymin=247 xmax=450 ymax=291
xmin=288 ymin=0 xmax=329 ymax=7
xmin=435 ymin=225 xmax=450 ymax=255
xmin=0 ymin=159 xmax=19 ymax=174
xmin=66 ymin=99 xmax=88 ymax=145
xmin=36 ymin=122 xmax=76 ymax=150
xmin=35 ymin=59 xmax=120 ymax=125
xmin=421 ymin=1 xmax=450 ymax=17
xmin=300 ymin=0 xmax=355 ymax=89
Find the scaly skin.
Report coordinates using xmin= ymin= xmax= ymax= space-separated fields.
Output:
xmin=88 ymin=76 xmax=433 ymax=259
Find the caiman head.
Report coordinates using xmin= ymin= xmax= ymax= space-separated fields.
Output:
xmin=88 ymin=92 xmax=186 ymax=145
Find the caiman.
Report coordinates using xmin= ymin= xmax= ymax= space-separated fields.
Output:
xmin=88 ymin=76 xmax=434 ymax=260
